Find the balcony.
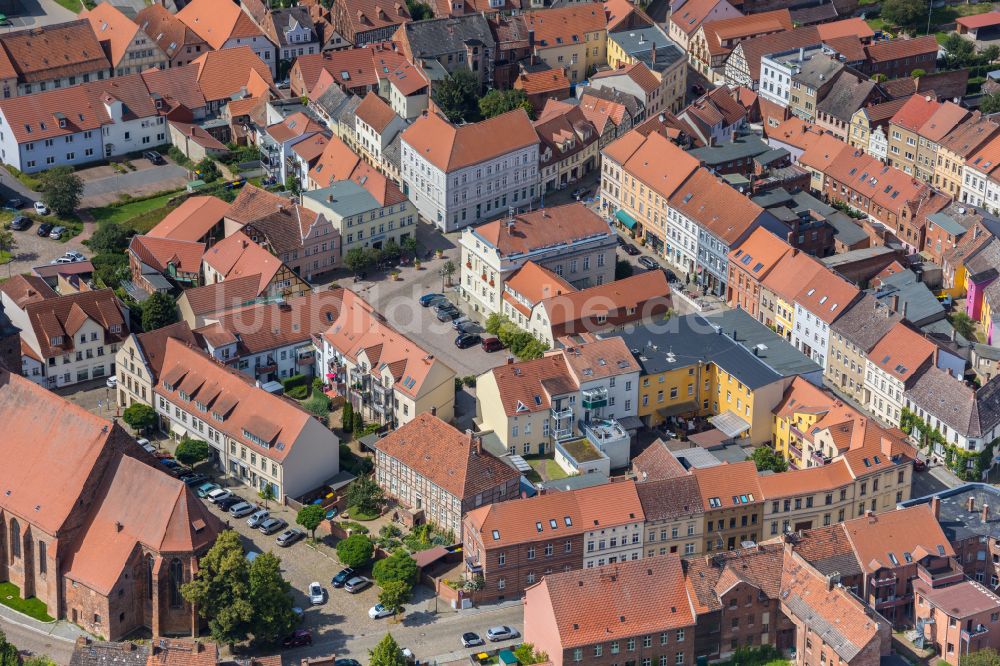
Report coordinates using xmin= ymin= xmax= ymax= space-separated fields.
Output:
xmin=465 ymin=557 xmax=483 ymax=574
xmin=917 ymin=558 xmax=964 ymax=588
xmin=296 ymin=354 xmax=314 ymax=366
xmin=551 ymin=405 xmax=573 ymax=420
xmin=874 ymin=594 xmax=910 ymax=610
xmin=553 ymin=427 xmax=574 ymax=440
xmin=581 ymin=386 xmax=608 ymax=409
xmin=873 ymin=573 xmax=897 ymax=587
xmin=963 ymin=624 xmax=990 ymax=641
xmin=254 ymin=358 xmax=277 ymax=375
xmin=788 ymin=443 xmax=803 ymax=459
xmin=811 ymin=451 xmax=831 ymax=466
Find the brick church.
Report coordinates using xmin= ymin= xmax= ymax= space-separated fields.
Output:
xmin=0 ymin=367 xmax=222 ymax=640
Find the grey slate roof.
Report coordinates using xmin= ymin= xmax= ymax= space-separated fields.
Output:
xmin=901 ymin=483 xmax=1000 ymax=542
xmin=577 ymin=85 xmax=643 ymax=118
xmin=635 ymin=475 xmax=705 ymax=521
xmin=782 ymin=590 xmax=865 ymax=662
xmin=905 ymin=369 xmax=1000 ymax=439
xmin=401 ymin=15 xmax=496 ymax=60
xmin=313 ymin=83 xmax=350 ymax=119
xmin=830 ymin=294 xmax=901 ymax=352
xmin=688 ymin=134 xmax=771 ymax=166
xmin=706 ymin=308 xmax=823 ymax=378
xmin=608 ymin=26 xmax=685 ymax=75
xmin=825 ymin=211 xmax=869 ymax=247
xmin=70 ymin=640 xmax=149 ymax=666
xmin=871 ymin=270 xmax=946 ymax=326
xmin=791 ymin=55 xmax=844 ymax=90
xmin=303 ymin=180 xmax=380 ymax=217
xmin=270 ymin=7 xmax=316 ymax=47
xmin=816 ymin=73 xmax=877 ymax=123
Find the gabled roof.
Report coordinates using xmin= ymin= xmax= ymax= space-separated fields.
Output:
xmin=590 ymin=60 xmax=660 ymax=95
xmin=128 ymin=235 xmax=205 ymax=275
xmin=205 ymin=290 xmax=344 ymax=355
xmin=668 ymin=168 xmax=766 ymax=245
xmin=867 ymin=321 xmax=936 ymax=383
xmin=133 ymin=321 xmax=197 ymax=383
xmin=865 ymin=34 xmax=938 ymax=63
xmin=690 ymin=460 xmax=762 ymax=511
xmin=539 ymin=270 xmax=671 ymax=326
xmin=503 ymin=261 xmax=576 ymax=315
xmin=917 ymin=101 xmax=969 ymax=143
xmin=401 ymin=109 xmax=539 ymax=172
xmin=523 ymin=4 xmax=608 ymax=48
xmin=735 ymin=26 xmax=820 ymax=82
xmin=473 ymin=203 xmax=610 ymax=257
xmin=177 ymin=0 xmax=265 ymax=50
xmin=373 ymin=413 xmax=520 ymax=500
xmin=21 ymin=289 xmax=126 ymax=360
xmin=685 ymin=543 xmax=785 ymax=613
xmin=671 ymin=0 xmax=736 ymax=35
xmin=513 ymin=68 xmax=571 ymax=96
xmin=620 ymin=130 xmax=701 ymax=199
xmin=530 ymin=555 xmax=694 ymax=649
xmin=890 ymin=94 xmax=943 ymax=133
xmin=700 ymin=9 xmax=792 ymax=58
xmin=793 ymin=269 xmax=860 ymax=324
xmin=179 ymin=274 xmax=263 ymax=318
xmin=201 ymin=231 xmax=288 ymax=296
xmin=189 ymin=46 xmax=275 ymax=103
xmin=0 ymin=19 xmax=110 ymax=83
xmin=148 ymin=196 xmax=230 ymax=243
xmin=337 ymin=0 xmax=410 ymax=36
xmin=0 ymin=274 xmax=57 ymax=308
xmin=488 ymin=353 xmax=576 ymax=416
xmin=136 ymin=4 xmax=207 ymax=61
xmin=843 ymin=504 xmax=954 ymax=572
xmin=80 ymin=3 xmax=149 ymax=68
xmin=728 ymin=226 xmax=792 ymax=281
xmin=355 ymin=91 xmax=398 ymax=134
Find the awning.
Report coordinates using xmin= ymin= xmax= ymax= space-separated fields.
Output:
xmin=617 ymin=415 xmax=644 ymax=431
xmin=616 ymin=209 xmax=638 ymax=229
xmin=657 ymin=401 xmax=699 ymax=418
xmin=711 ymin=411 xmax=751 ymax=438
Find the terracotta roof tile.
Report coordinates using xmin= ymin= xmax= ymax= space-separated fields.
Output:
xmin=0 ymin=19 xmax=110 ymax=83
xmin=685 ymin=542 xmax=786 ymax=612
xmin=619 ymin=131 xmax=701 ymax=199
xmin=133 ymin=321 xmax=197 ymax=382
xmin=179 ymin=274 xmax=263 ymax=318
xmin=539 ymin=270 xmax=671 ymax=326
xmin=81 ymin=3 xmax=150 ymax=69
xmin=204 ymin=290 xmax=344 ymax=355
xmin=690 ymin=460 xmax=762 ymax=511
xmin=401 ymin=109 xmax=539 ymax=172
xmin=790 ymin=523 xmax=864 ymax=578
xmin=671 ymin=0 xmax=734 ymax=36
xmin=793 ymin=268 xmax=860 ymax=324
xmin=701 ymin=10 xmax=792 ymax=57
xmin=374 ymin=413 xmax=520 ymax=500
xmin=177 ymin=0 xmax=265 ymax=50
xmin=530 ymin=554 xmax=694 ymax=649
xmin=632 ymin=439 xmax=689 ymax=481
xmin=669 ymin=168 xmax=766 ymax=245
xmin=635 ymin=475 xmax=704 ymax=519
xmin=148 ymin=196 xmax=230 ymax=242
xmin=356 ymin=91 xmax=398 ymax=133
xmin=337 ymin=0 xmax=410 ymax=37
xmin=0 ymin=274 xmax=57 ymax=308
xmin=128 ymin=235 xmax=206 ymax=274
xmin=136 ymin=4 xmax=207 ymax=62
xmin=865 ymin=34 xmax=938 ymax=63
xmin=867 ymin=321 xmax=937 ymax=382
xmin=815 ymin=17 xmax=874 ymax=40
xmin=842 ymin=504 xmax=953 ymax=572
xmin=202 ymin=231 xmax=288 ymax=296
xmin=523 ymin=4 xmax=608 ymax=48
xmin=489 ymin=353 xmax=575 ymax=416
xmin=189 ymin=46 xmax=275 ymax=103
xmin=503 ymin=261 xmax=576 ymax=315
xmin=514 ymin=68 xmax=571 ymax=96
xmin=20 ymin=289 xmax=127 ymax=360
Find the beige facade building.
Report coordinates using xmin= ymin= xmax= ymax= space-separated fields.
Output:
xmin=302 ymin=179 xmax=416 ymax=254
xmin=81 ymin=3 xmax=169 ymax=77
xmin=523 ymin=5 xmax=607 ymax=83
xmin=826 ymin=295 xmax=900 ymax=404
xmin=115 ymin=322 xmax=197 ymax=410
xmin=933 ymin=112 xmax=999 ymax=199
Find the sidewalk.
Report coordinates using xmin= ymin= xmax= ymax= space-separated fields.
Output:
xmin=0 ymin=601 xmax=88 ymax=642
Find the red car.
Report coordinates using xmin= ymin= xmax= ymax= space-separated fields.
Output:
xmin=282 ymin=630 xmax=313 ymax=648
xmin=914 ymin=459 xmax=927 ymax=472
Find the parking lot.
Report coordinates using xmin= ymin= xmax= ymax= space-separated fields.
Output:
xmin=2 ymin=213 xmax=92 ymax=280
xmin=79 ymin=157 xmax=188 ymax=207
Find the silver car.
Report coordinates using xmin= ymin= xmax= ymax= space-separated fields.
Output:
xmin=229 ymin=501 xmax=255 ymax=518
xmin=486 ymin=626 xmax=519 ymax=642
xmin=49 ymin=226 xmax=66 ymax=240
xmin=247 ymin=509 xmax=269 ymax=528
xmin=258 ymin=517 xmax=286 ymax=535
xmin=344 ymin=576 xmax=372 ymax=593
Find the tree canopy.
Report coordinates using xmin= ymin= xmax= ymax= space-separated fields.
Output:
xmin=377 ymin=580 xmax=411 ymax=617
xmin=432 ymin=68 xmax=481 ymax=123
xmin=347 ymin=476 xmax=385 ymax=516
xmin=296 ymin=504 xmax=326 ymax=538
xmin=141 ymin=291 xmax=180 ymax=331
xmin=373 ymin=550 xmax=419 ymax=587
xmin=247 ymin=551 xmax=298 ymax=645
xmin=751 ymin=446 xmax=788 ymax=473
xmin=123 ymin=403 xmax=158 ymax=432
xmin=479 ymin=89 xmax=533 ymax=119
xmin=513 ymin=644 xmax=549 ymax=665
xmin=175 ymin=438 xmax=210 ymax=466
xmin=879 ymin=0 xmax=925 ymax=32
xmin=369 ymin=633 xmax=408 ymax=666
xmin=962 ymin=649 xmax=1000 ymax=666
xmin=336 ymin=533 xmax=374 ymax=568
xmin=39 ymin=166 xmax=83 ymax=217
xmin=89 ymin=222 xmax=131 ymax=254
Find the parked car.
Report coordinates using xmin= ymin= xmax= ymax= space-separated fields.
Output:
xmin=914 ymin=459 xmax=927 ymax=472
xmin=4 ymin=198 xmax=23 ymax=210
xmin=344 ymin=576 xmax=372 ymax=593
xmin=50 ymin=257 xmax=75 ymax=264
xmin=331 ymin=567 xmax=355 ymax=588
xmin=452 ymin=315 xmax=470 ymax=330
xmin=281 ymin=630 xmax=313 ymax=648
xmin=638 ymin=255 xmax=660 ymax=270
xmin=368 ymin=603 xmax=394 ymax=619
xmin=33 ymin=201 xmax=49 ymax=215
xmin=225 ymin=177 xmax=246 ymax=190
xmin=334 ymin=660 xmax=362 ymax=666
xmin=419 ymin=293 xmax=446 ymax=307
xmin=215 ymin=495 xmax=242 ymax=511
xmin=486 ymin=626 xmax=519 ymax=642
xmin=455 ymin=333 xmax=481 ymax=349
xmin=49 ymin=226 xmax=66 ymax=240
xmin=64 ymin=250 xmax=85 ymax=262
xmin=206 ymin=488 xmax=232 ymax=504
xmin=9 ymin=215 xmax=30 ymax=231
xmin=182 ymin=473 xmax=209 ymax=487
xmin=434 ymin=299 xmax=457 ymax=312
xmin=481 ymin=337 xmax=503 ymax=352
xmin=622 ymin=243 xmax=640 ymax=256
xmin=135 ymin=437 xmax=155 ymax=453
xmin=229 ymin=501 xmax=255 ymax=517
xmin=196 ymin=482 xmax=219 ymax=498
xmin=308 ymin=582 xmax=325 ymax=605
xmin=458 ymin=320 xmax=482 ymax=335
xmin=437 ymin=307 xmax=461 ymax=322
xmin=36 ymin=222 xmax=53 ymax=237
xmin=258 ymin=517 xmax=287 ymax=535
xmin=277 ymin=528 xmax=305 ymax=547
xmin=662 ymin=268 xmax=679 ymax=283
xmin=247 ymin=508 xmax=270 ymax=528
xmin=461 ymin=632 xmax=484 ymax=648
xmin=159 ymin=458 xmax=181 ymax=471
xmin=144 ymin=150 xmax=165 ymax=164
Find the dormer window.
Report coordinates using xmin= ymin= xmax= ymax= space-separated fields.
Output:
xmin=163 ymin=381 xmax=174 ymax=391
xmin=178 ymin=390 xmax=190 ymax=402
xmin=49 ymin=335 xmax=62 ymax=346
xmin=110 ymin=324 xmax=121 ymax=334
xmin=195 ymin=401 xmax=207 ymax=412
xmin=212 ymin=411 xmax=225 ymax=422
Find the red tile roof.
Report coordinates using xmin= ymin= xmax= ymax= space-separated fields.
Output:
xmin=474 ymin=203 xmax=610 ymax=257
xmin=728 ymin=226 xmax=793 ymax=281
xmin=514 ymin=68 xmax=571 ymax=96
xmin=671 ymin=0 xmax=735 ymax=36
xmin=523 ymin=4 xmax=608 ymax=49
xmin=129 ymin=235 xmax=205 ymax=274
xmin=148 ymin=196 xmax=230 ymax=242
xmin=373 ymin=413 xmax=520 ymax=500
xmin=503 ymin=261 xmax=576 ymax=315
xmin=189 ymin=46 xmax=275 ymax=103
xmin=890 ymin=94 xmax=942 ymax=132
xmin=401 ymin=109 xmax=539 ymax=172
xmin=956 ymin=11 xmax=1000 ymax=29
xmin=355 ymin=91 xmax=398 ymax=133
xmin=865 ymin=35 xmax=938 ymax=63
xmin=842 ymin=504 xmax=953 ymax=572
xmin=0 ymin=19 xmax=110 ymax=83
xmin=669 ymin=168 xmax=766 ymax=244
xmin=690 ymin=460 xmax=762 ymax=510
xmin=867 ymin=321 xmax=937 ymax=382
xmin=136 ymin=4 xmax=207 ymax=63
xmin=201 ymin=231 xmax=288 ymax=296
xmin=177 ymin=0 xmax=265 ymax=50
xmin=20 ymin=289 xmax=127 ymax=360
xmin=539 ymin=270 xmax=671 ymax=326
xmin=0 ymin=274 xmax=56 ymax=308
xmin=815 ymin=17 xmax=874 ymax=40
xmin=80 ymin=3 xmax=150 ymax=68
xmin=528 ymin=554 xmax=694 ymax=649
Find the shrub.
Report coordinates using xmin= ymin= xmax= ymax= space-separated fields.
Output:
xmin=286 ymin=385 xmax=308 ymax=400
xmin=336 ymin=533 xmax=374 ymax=568
xmin=283 ymin=374 xmax=308 ymax=391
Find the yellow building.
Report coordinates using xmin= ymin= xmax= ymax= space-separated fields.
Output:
xmin=621 ymin=310 xmax=819 ymax=445
xmin=933 ymin=112 xmax=999 ymax=200
xmin=606 ymin=26 xmax=687 ymax=114
xmin=524 ymin=5 xmax=607 ymax=83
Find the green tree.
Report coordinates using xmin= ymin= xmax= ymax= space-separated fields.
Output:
xmin=91 ymin=252 xmax=129 ymax=287
xmin=479 ymin=88 xmax=533 ymax=119
xmin=22 ymin=657 xmax=58 ymax=666
xmin=196 ymin=158 xmax=221 ymax=183
xmin=347 ymin=475 xmax=384 ymax=516
xmin=0 ymin=229 xmax=16 ymax=277
xmin=879 ymin=0 xmax=924 ymax=31
xmin=401 ymin=236 xmax=418 ymax=259
xmin=345 ymin=247 xmax=374 ymax=274
xmin=406 ymin=0 xmax=433 ymax=19
xmin=352 ymin=411 xmax=364 ymax=433
xmin=485 ymin=312 xmax=507 ymax=335
xmin=373 ymin=550 xmax=418 ymax=586
xmin=89 ymin=222 xmax=131 ymax=254
xmin=39 ymin=166 xmax=83 ymax=217
xmin=615 ymin=258 xmax=634 ymax=280
xmin=175 ymin=437 xmax=210 ymax=466
xmin=432 ymin=68 xmax=481 ymax=123
xmin=336 ymin=533 xmax=374 ymax=568
xmin=123 ymin=403 xmax=158 ymax=433
xmin=981 ymin=45 xmax=1000 ymax=64
xmin=342 ymin=402 xmax=354 ymax=433
xmin=259 ymin=483 xmax=277 ymax=508
xmin=247 ymin=551 xmax=297 ymax=645
xmin=0 ymin=629 xmax=18 ymax=666
xmin=181 ymin=530 xmax=255 ymax=648
xmin=296 ymin=504 xmax=326 ymax=539
xmin=941 ymin=33 xmax=976 ymax=69
xmin=377 ymin=580 xmax=411 ymax=619
xmin=910 ymin=68 xmax=926 ymax=78
xmin=288 ymin=174 xmax=302 ymax=197
xmin=141 ymin=291 xmax=179 ymax=331
xmin=949 ymin=311 xmax=977 ymax=340
xmin=981 ymin=93 xmax=1000 ymax=114
xmin=513 ymin=644 xmax=549 ymax=665
xmin=442 ymin=259 xmax=456 ymax=286
xmin=751 ymin=446 xmax=788 ymax=473
xmin=369 ymin=633 xmax=407 ymax=666
xmin=961 ymin=649 xmax=1000 ymax=666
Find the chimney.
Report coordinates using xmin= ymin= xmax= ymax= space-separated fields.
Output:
xmin=506 ymin=355 xmax=515 ymax=364
xmin=892 ymin=294 xmax=899 ymax=312
xmin=431 ymin=406 xmax=437 ymax=417
xmin=328 ymin=194 xmax=334 ymax=203
xmin=902 ymin=301 xmax=908 ymax=320
xmin=967 ymin=496 xmax=976 ymax=512
xmin=866 ymin=510 xmax=876 ymax=522
xmin=115 ymin=521 xmax=123 ymax=532
xmin=930 ymin=495 xmax=940 ymax=520
xmin=983 ymin=504 xmax=990 ymax=523
xmin=528 ymin=28 xmax=535 ymax=49
xmin=798 ymin=47 xmax=805 ymax=62
xmin=651 ymin=42 xmax=656 ymax=66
